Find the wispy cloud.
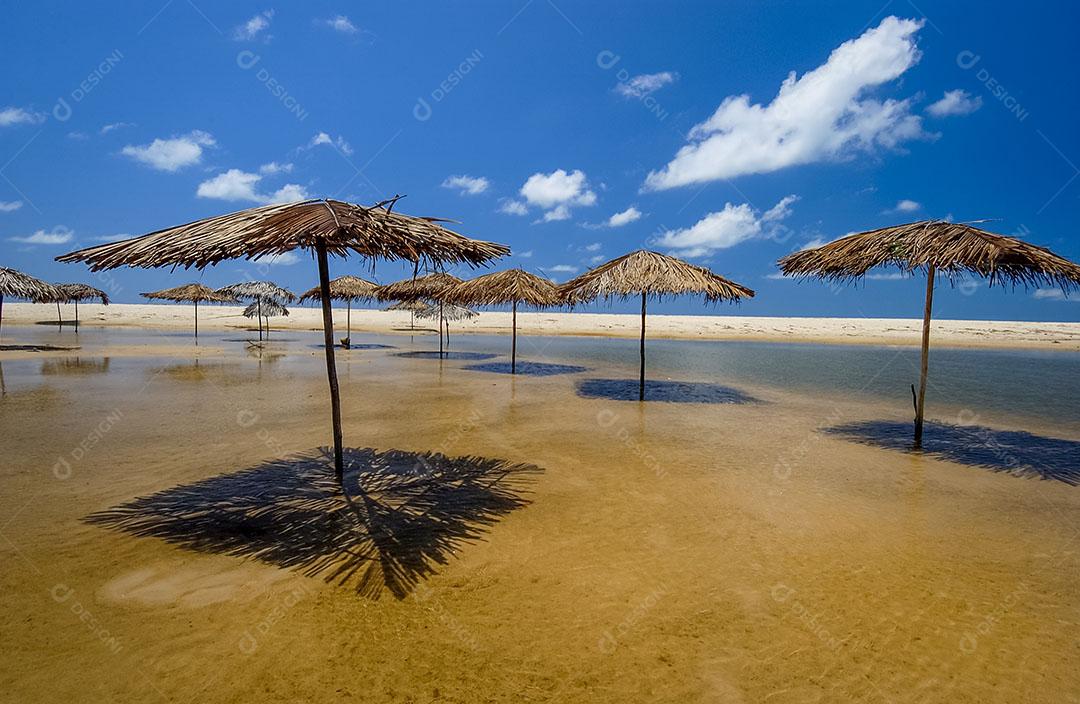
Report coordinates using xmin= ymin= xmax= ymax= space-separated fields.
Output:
xmin=0 ymin=106 xmax=45 ymax=127
xmin=0 ymin=200 xmax=23 ymax=213
xmin=121 ymin=130 xmax=215 ymax=172
xmin=926 ymin=89 xmax=982 ymax=117
xmin=886 ymin=199 xmax=921 ymax=214
xmin=233 ymin=10 xmax=274 ymax=41
xmin=321 ymin=15 xmax=358 ymax=34
xmin=656 ymin=194 xmax=798 ymax=258
xmin=442 ymin=174 xmax=490 ymax=196
xmin=1033 ymin=289 xmax=1077 ymax=302
xmin=615 ymin=71 xmax=678 ymax=98
xmin=100 ymin=122 xmax=134 ymax=135
xmin=307 ymin=131 xmax=353 ymax=156
xmin=645 ymin=17 xmax=929 ymax=191
xmin=9 ymin=225 xmax=74 ymax=245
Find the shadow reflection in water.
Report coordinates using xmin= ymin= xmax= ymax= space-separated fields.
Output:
xmin=86 ymin=447 xmax=541 ymax=599
xmin=825 ymin=420 xmax=1080 ymax=486
xmin=394 ymin=351 xmax=498 ymax=361
xmin=40 ymin=357 xmax=111 ymax=375
xmin=464 ymin=361 xmax=588 ymax=376
xmin=576 ymin=378 xmax=759 ymax=404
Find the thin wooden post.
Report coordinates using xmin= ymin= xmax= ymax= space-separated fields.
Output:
xmin=346 ymin=300 xmax=352 ymax=344
xmin=0 ymin=293 xmax=4 ymax=339
xmin=511 ymin=300 xmax=518 ymax=374
xmin=914 ymin=265 xmax=936 ymax=447
xmin=439 ymin=300 xmax=445 ymax=357
xmin=74 ymin=300 xmax=79 ymax=333
xmin=194 ymin=300 xmax=198 ymax=339
xmin=639 ymin=292 xmax=647 ymax=401
xmin=56 ymin=301 xmax=62 ymax=326
xmin=257 ymin=298 xmax=263 ymax=341
xmin=316 ymin=241 xmax=344 ymax=481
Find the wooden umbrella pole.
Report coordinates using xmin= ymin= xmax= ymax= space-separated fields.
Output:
xmin=639 ymin=291 xmax=647 ymax=401
xmin=511 ymin=299 xmax=518 ymax=374
xmin=56 ymin=301 xmax=62 ymax=326
xmin=439 ymin=300 xmax=444 ymax=357
xmin=914 ymin=264 xmax=936 ymax=447
xmin=194 ymin=300 xmax=198 ymax=339
xmin=258 ymin=298 xmax=263 ymax=341
xmin=0 ymin=293 xmax=4 ymax=339
xmin=347 ymin=300 xmax=352 ymax=343
xmin=74 ymin=300 xmax=79 ymax=333
xmin=316 ymin=240 xmax=344 ymax=481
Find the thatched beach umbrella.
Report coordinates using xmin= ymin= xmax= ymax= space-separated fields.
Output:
xmin=383 ymin=298 xmax=430 ymax=329
xmin=444 ymin=268 xmax=559 ymax=373
xmin=218 ymin=281 xmax=296 ymax=341
xmin=0 ymin=267 xmax=62 ymax=338
xmin=142 ymin=284 xmax=236 ymax=339
xmin=298 ymin=275 xmax=378 ymax=346
xmin=243 ymin=298 xmax=288 ymax=337
xmin=415 ymin=302 xmax=477 ymax=345
xmin=560 ymin=250 xmax=754 ymax=401
xmin=376 ymin=272 xmax=463 ymax=356
xmin=57 ymin=198 xmax=508 ymax=479
xmin=778 ymin=219 xmax=1080 ymax=446
xmin=53 ymin=283 xmax=110 ymax=330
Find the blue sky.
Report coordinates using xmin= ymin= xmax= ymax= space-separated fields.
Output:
xmin=2 ymin=0 xmax=1079 ymax=321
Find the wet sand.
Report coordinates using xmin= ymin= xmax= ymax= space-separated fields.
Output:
xmin=1 ymin=324 xmax=1079 ymax=702
xmin=6 ymin=301 xmax=1080 ymax=350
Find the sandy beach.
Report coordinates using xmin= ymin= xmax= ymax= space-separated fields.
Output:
xmin=5 ymin=302 xmax=1080 ymax=351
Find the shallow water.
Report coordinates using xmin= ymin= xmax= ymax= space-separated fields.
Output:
xmin=1 ymin=324 xmax=1079 ymax=702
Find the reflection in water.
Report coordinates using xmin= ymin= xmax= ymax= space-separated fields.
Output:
xmin=40 ymin=357 xmax=111 ymax=375
xmin=0 ymin=344 xmax=79 ymax=352
xmin=577 ymin=378 xmax=759 ymax=404
xmin=394 ymin=351 xmax=498 ymax=361
xmin=86 ymin=447 xmax=541 ymax=599
xmin=464 ymin=361 xmax=588 ymax=376
xmin=826 ymin=420 xmax=1080 ymax=485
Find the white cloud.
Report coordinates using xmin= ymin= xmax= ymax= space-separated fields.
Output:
xmin=656 ymin=194 xmax=798 ymax=258
xmin=517 ymin=250 xmax=533 ymax=258
xmin=1033 ymin=289 xmax=1077 ymax=302
xmin=121 ymin=130 xmax=215 ymax=172
xmin=93 ymin=233 xmax=131 ymax=242
xmin=0 ymin=200 xmax=23 ymax=212
xmin=9 ymin=225 xmax=74 ymax=245
xmin=518 ymin=168 xmax=597 ymax=222
xmin=548 ymin=264 xmax=578 ymax=273
xmin=588 ymin=254 xmax=606 ymax=265
xmin=926 ymin=89 xmax=982 ymax=117
xmin=499 ymin=199 xmax=528 ymax=216
xmin=234 ymin=10 xmax=274 ymax=41
xmin=888 ymin=198 xmax=922 ymax=213
xmin=442 ymin=174 xmax=490 ymax=196
xmin=100 ymin=122 xmax=134 ymax=134
xmin=645 ymin=16 xmax=928 ymax=191
xmin=866 ymin=272 xmax=909 ymax=280
xmin=584 ymin=242 xmax=602 ymax=252
xmin=799 ymin=236 xmax=829 ymax=251
xmin=615 ymin=72 xmax=678 ymax=98
xmin=262 ymin=252 xmax=301 ymax=266
xmin=0 ymin=106 xmax=45 ymax=127
xmin=259 ymin=161 xmax=292 ymax=174
xmin=308 ymin=132 xmax=353 ymax=156
xmin=67 ymin=131 xmax=88 ymax=140
xmin=607 ymin=206 xmax=642 ymax=227
xmin=322 ymin=15 xmax=358 ymax=34
xmin=196 ymin=168 xmax=309 ymax=204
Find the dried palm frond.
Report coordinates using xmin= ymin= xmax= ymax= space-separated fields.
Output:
xmin=244 ymin=299 xmax=288 ymax=318
xmin=375 ymin=272 xmax=463 ymax=302
xmin=217 ymin=281 xmax=296 ymax=303
xmin=443 ymin=268 xmax=559 ymax=307
xmin=142 ymin=284 xmax=236 ymax=304
xmin=778 ymin=220 xmax=1080 ymax=290
xmin=383 ymin=299 xmax=431 ymax=313
xmin=53 ymin=283 xmax=110 ymax=305
xmin=415 ymin=303 xmax=476 ymax=322
xmin=298 ymin=275 xmax=379 ymax=303
xmin=559 ymin=250 xmax=754 ymax=304
xmin=0 ymin=267 xmax=62 ymax=300
xmin=55 ymin=199 xmax=509 ymax=271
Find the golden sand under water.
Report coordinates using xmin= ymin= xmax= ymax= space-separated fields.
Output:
xmin=1 ymin=327 xmax=1078 ymax=703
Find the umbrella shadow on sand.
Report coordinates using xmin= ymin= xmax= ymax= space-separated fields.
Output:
xmin=464 ymin=361 xmax=588 ymax=376
xmin=577 ymin=378 xmax=759 ymax=404
xmin=825 ymin=420 xmax=1080 ymax=486
xmin=85 ymin=447 xmax=541 ymax=599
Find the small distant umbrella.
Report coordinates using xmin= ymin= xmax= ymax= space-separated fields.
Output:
xmin=559 ymin=250 xmax=754 ymax=401
xmin=52 ymin=283 xmax=110 ymax=331
xmin=243 ymin=298 xmax=288 ymax=337
xmin=298 ymin=275 xmax=378 ymax=346
xmin=415 ymin=302 xmax=476 ymax=344
xmin=57 ymin=198 xmax=508 ymax=480
xmin=383 ymin=298 xmax=430 ymax=330
xmin=142 ymin=284 xmax=236 ymax=339
xmin=376 ymin=272 xmax=463 ymax=356
xmin=778 ymin=219 xmax=1080 ymax=446
xmin=218 ymin=281 xmax=296 ymax=341
xmin=0 ymin=267 xmax=62 ymax=339
xmin=444 ymin=268 xmax=559 ymax=373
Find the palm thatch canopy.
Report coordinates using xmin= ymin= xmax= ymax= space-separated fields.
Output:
xmin=0 ymin=267 xmax=62 ymax=300
xmin=375 ymin=272 xmax=463 ymax=302
xmin=244 ymin=299 xmax=288 ymax=318
xmin=218 ymin=280 xmax=296 ymax=303
xmin=416 ymin=303 xmax=476 ymax=322
xmin=559 ymin=250 xmax=755 ymax=304
xmin=142 ymin=284 xmax=236 ymax=304
xmin=384 ymin=299 xmax=431 ymax=313
xmin=56 ymin=199 xmax=509 ymax=271
xmin=777 ymin=220 xmax=1080 ymax=290
xmin=53 ymin=283 xmax=110 ymax=304
xmin=444 ymin=268 xmax=559 ymax=307
xmin=298 ymin=275 xmax=379 ymax=303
